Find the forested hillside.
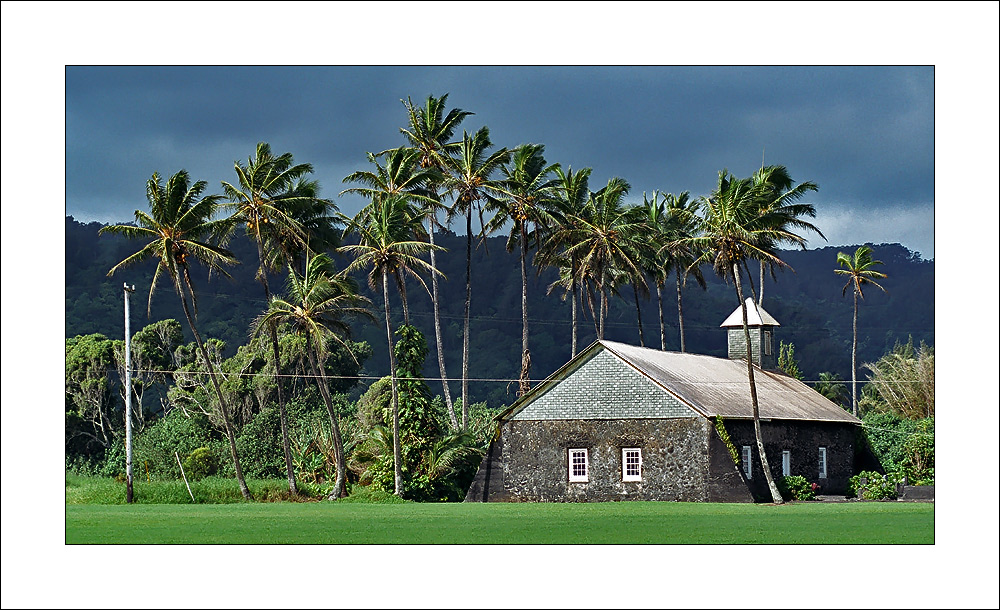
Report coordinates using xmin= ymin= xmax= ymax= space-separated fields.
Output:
xmin=66 ymin=216 xmax=934 ymax=407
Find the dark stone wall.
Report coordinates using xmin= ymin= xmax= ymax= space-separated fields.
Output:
xmin=723 ymin=419 xmax=858 ymax=498
xmin=707 ymin=425 xmax=755 ymax=502
xmin=464 ymin=436 xmax=510 ymax=502
xmin=499 ymin=418 xmax=712 ymax=502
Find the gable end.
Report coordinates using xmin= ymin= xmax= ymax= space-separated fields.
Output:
xmin=510 ymin=347 xmax=700 ymax=421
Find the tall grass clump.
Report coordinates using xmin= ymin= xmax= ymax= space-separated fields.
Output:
xmin=65 ymin=475 xmax=306 ymax=504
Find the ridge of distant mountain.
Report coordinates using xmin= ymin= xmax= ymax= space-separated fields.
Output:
xmin=66 ymin=216 xmax=934 ymax=406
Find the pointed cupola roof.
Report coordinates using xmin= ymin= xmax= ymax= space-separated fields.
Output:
xmin=720 ymin=298 xmax=780 ymax=327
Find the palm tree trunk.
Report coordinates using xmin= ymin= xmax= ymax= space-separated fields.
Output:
xmin=256 ymin=239 xmax=297 ymax=496
xmin=383 ymin=275 xmax=404 ymax=496
xmin=656 ymin=282 xmax=666 ymax=351
xmin=306 ymin=334 xmax=347 ymax=499
xmin=462 ymin=209 xmax=472 ymax=428
xmin=599 ymin=288 xmax=606 ymax=340
xmin=633 ymin=282 xmax=645 ymax=347
xmin=175 ymin=279 xmax=251 ymax=500
xmin=428 ymin=214 xmax=458 ymax=430
xmin=758 ymin=260 xmax=765 ymax=306
xmin=571 ymin=279 xmax=578 ymax=358
xmin=852 ymin=290 xmax=859 ymax=417
xmin=733 ymin=264 xmax=783 ymax=504
xmin=518 ymin=224 xmax=531 ymax=396
xmin=676 ymin=268 xmax=686 ymax=353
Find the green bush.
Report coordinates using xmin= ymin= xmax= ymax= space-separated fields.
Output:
xmin=777 ymin=475 xmax=817 ymax=501
xmin=235 ymin=407 xmax=285 ymax=479
xmin=182 ymin=447 xmax=217 ymax=480
xmin=133 ymin=410 xmax=218 ymax=478
xmin=848 ymin=470 xmax=902 ymax=500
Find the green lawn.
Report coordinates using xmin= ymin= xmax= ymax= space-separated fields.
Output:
xmin=65 ymin=501 xmax=933 ymax=544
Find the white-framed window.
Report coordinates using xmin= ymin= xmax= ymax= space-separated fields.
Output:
xmin=818 ymin=447 xmax=828 ymax=479
xmin=622 ymin=448 xmax=642 ymax=482
xmin=741 ymin=445 xmax=752 ymax=479
xmin=782 ymin=450 xmax=791 ymax=477
xmin=569 ymin=448 xmax=589 ymax=482
xmin=763 ymin=330 xmax=773 ymax=356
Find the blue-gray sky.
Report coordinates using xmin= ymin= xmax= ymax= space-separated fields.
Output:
xmin=66 ymin=64 xmax=936 ymax=257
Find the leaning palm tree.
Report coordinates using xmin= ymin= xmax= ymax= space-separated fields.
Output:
xmin=399 ymin=94 xmax=472 ymax=431
xmin=485 ymin=144 xmax=560 ymax=395
xmin=835 ymin=245 xmax=888 ymax=416
xmin=221 ymin=142 xmax=328 ymax=496
xmin=685 ymin=169 xmax=820 ymax=504
xmin=441 ymin=127 xmax=509 ymax=417
xmin=252 ymin=253 xmax=374 ymax=499
xmin=101 ymin=170 xmax=252 ymax=499
xmin=340 ymin=194 xmax=443 ymax=496
xmin=750 ymin=164 xmax=822 ymax=306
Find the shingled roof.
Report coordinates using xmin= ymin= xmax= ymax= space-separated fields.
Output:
xmin=502 ymin=340 xmax=860 ymax=425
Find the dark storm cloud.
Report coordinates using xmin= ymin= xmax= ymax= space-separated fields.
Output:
xmin=65 ymin=65 xmax=934 ymax=256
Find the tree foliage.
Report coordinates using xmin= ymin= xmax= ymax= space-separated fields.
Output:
xmin=861 ymin=337 xmax=934 ymax=419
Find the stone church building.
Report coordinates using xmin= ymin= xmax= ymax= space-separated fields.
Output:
xmin=465 ymin=299 xmax=862 ymax=503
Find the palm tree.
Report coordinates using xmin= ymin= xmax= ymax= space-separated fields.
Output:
xmin=399 ymin=94 xmax=472 ymax=431
xmin=252 ymin=253 xmax=373 ymax=498
xmin=537 ymin=166 xmax=592 ymax=358
xmin=101 ymin=170 xmax=252 ymax=500
xmin=341 ymin=146 xmax=439 ymax=328
xmin=659 ymin=191 xmax=707 ymax=352
xmin=686 ymin=169 xmax=820 ymax=504
xmin=340 ymin=194 xmax=443 ymax=496
xmin=814 ymin=372 xmax=849 ymax=408
xmin=750 ymin=165 xmax=822 ymax=306
xmin=486 ymin=144 xmax=561 ymax=395
xmin=220 ymin=142 xmax=327 ymax=496
xmin=835 ymin=245 xmax=888 ymax=416
xmin=561 ymin=177 xmax=644 ymax=340
xmin=441 ymin=127 xmax=509 ymax=416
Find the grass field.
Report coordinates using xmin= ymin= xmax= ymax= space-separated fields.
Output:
xmin=65 ymin=500 xmax=934 ymax=544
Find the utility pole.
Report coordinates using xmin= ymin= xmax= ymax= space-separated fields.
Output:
xmin=123 ymin=282 xmax=135 ymax=503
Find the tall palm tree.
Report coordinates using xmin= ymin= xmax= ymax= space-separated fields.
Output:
xmin=659 ymin=191 xmax=706 ymax=352
xmin=340 ymin=194 xmax=443 ymax=496
xmin=252 ymin=253 xmax=373 ymax=499
xmin=835 ymin=245 xmax=888 ymax=416
xmin=750 ymin=165 xmax=822 ymax=306
xmin=561 ymin=177 xmax=644 ymax=340
xmin=399 ymin=94 xmax=472 ymax=431
xmin=486 ymin=144 xmax=561 ymax=396
xmin=220 ymin=142 xmax=327 ymax=496
xmin=101 ymin=170 xmax=252 ymax=500
xmin=537 ymin=166 xmax=591 ymax=358
xmin=441 ymin=127 xmax=509 ymax=416
xmin=686 ymin=169 xmax=820 ymax=504
xmin=341 ymin=147 xmax=439 ymax=327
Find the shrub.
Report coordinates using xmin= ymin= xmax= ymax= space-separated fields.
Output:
xmin=777 ymin=475 xmax=817 ymax=501
xmin=182 ymin=447 xmax=217 ymax=480
xmin=848 ymin=470 xmax=902 ymax=500
xmin=235 ymin=407 xmax=285 ymax=479
xmin=133 ymin=410 xmax=217 ymax=478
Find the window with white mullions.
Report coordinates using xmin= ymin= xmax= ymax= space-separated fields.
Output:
xmin=569 ymin=448 xmax=588 ymax=482
xmin=622 ymin=448 xmax=641 ymax=482
xmin=818 ymin=447 xmax=828 ymax=479
xmin=741 ymin=445 xmax=752 ymax=479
